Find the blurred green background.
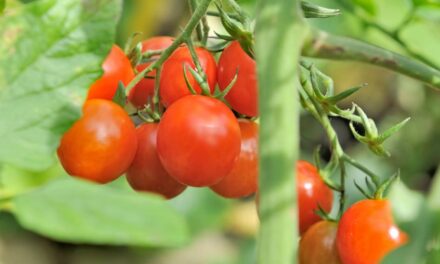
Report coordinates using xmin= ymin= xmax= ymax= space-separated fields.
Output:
xmin=0 ymin=0 xmax=439 ymax=263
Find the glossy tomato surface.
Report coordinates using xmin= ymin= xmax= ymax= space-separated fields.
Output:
xmin=57 ymin=99 xmax=137 ymax=183
xmin=217 ymin=41 xmax=257 ymax=117
xmin=160 ymin=46 xmax=216 ymax=107
xmin=126 ymin=123 xmax=186 ymax=199
xmin=87 ymin=45 xmax=134 ymax=101
xmin=299 ymin=221 xmax=342 ymax=264
xmin=210 ymin=119 xmax=258 ymax=198
xmin=157 ymin=95 xmax=240 ymax=187
xmin=297 ymin=160 xmax=334 ymax=234
xmin=337 ymin=199 xmax=407 ymax=264
xmin=128 ymin=37 xmax=174 ymax=109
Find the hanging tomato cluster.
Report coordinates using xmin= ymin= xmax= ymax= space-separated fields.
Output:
xmin=57 ymin=37 xmax=407 ymax=264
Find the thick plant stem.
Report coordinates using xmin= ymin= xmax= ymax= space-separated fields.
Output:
xmin=255 ymin=0 xmax=308 ymax=263
xmin=303 ymin=30 xmax=440 ymax=89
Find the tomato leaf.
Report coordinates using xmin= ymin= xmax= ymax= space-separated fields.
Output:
xmin=0 ymin=0 xmax=119 ymax=170
xmin=12 ymin=178 xmax=189 ymax=247
xmin=352 ymin=0 xmax=377 ymax=16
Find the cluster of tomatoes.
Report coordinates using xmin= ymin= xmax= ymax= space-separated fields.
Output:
xmin=57 ymin=37 xmax=407 ymax=264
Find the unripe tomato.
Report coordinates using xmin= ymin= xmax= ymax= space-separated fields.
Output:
xmin=159 ymin=46 xmax=216 ymax=107
xmin=126 ymin=123 xmax=186 ymax=199
xmin=218 ymin=41 xmax=257 ymax=117
xmin=86 ymin=45 xmax=135 ymax=101
xmin=337 ymin=199 xmax=408 ymax=264
xmin=297 ymin=160 xmax=334 ymax=234
xmin=299 ymin=221 xmax=342 ymax=264
xmin=57 ymin=99 xmax=137 ymax=183
xmin=210 ymin=120 xmax=258 ymax=198
xmin=128 ymin=36 xmax=174 ymax=109
xmin=157 ymin=95 xmax=240 ymax=187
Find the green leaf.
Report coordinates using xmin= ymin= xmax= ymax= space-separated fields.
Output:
xmin=12 ymin=178 xmax=189 ymax=247
xmin=353 ymin=0 xmax=377 ymax=16
xmin=0 ymin=0 xmax=5 ymax=14
xmin=0 ymin=162 xmax=65 ymax=194
xmin=0 ymin=0 xmax=120 ymax=170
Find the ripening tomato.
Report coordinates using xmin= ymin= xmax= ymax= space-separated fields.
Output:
xmin=299 ymin=221 xmax=342 ymax=264
xmin=210 ymin=120 xmax=258 ymax=198
xmin=157 ymin=95 xmax=240 ymax=187
xmin=57 ymin=99 xmax=137 ymax=183
xmin=128 ymin=37 xmax=174 ymax=109
xmin=337 ymin=199 xmax=408 ymax=264
xmin=159 ymin=46 xmax=217 ymax=107
xmin=297 ymin=160 xmax=334 ymax=235
xmin=126 ymin=123 xmax=186 ymax=199
xmin=86 ymin=45 xmax=135 ymax=101
xmin=218 ymin=41 xmax=257 ymax=117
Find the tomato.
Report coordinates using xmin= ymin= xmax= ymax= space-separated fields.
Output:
xmin=57 ymin=99 xmax=137 ymax=183
xmin=159 ymin=46 xmax=217 ymax=107
xmin=299 ymin=221 xmax=342 ymax=264
xmin=218 ymin=41 xmax=258 ymax=117
xmin=128 ymin=37 xmax=174 ymax=109
xmin=297 ymin=160 xmax=334 ymax=235
xmin=126 ymin=123 xmax=186 ymax=199
xmin=86 ymin=45 xmax=135 ymax=101
xmin=210 ymin=119 xmax=258 ymax=198
xmin=157 ymin=95 xmax=240 ymax=187
xmin=337 ymin=199 xmax=408 ymax=264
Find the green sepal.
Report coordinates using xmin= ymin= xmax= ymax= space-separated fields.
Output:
xmin=112 ymin=81 xmax=127 ymax=107
xmin=301 ymin=1 xmax=341 ymax=19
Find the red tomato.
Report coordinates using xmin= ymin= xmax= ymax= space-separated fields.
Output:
xmin=159 ymin=46 xmax=217 ymax=107
xmin=299 ymin=221 xmax=342 ymax=264
xmin=218 ymin=41 xmax=258 ymax=117
xmin=297 ymin=160 xmax=334 ymax=235
xmin=126 ymin=123 xmax=186 ymax=199
xmin=157 ymin=95 xmax=240 ymax=187
xmin=57 ymin=99 xmax=137 ymax=183
xmin=128 ymin=37 xmax=174 ymax=109
xmin=337 ymin=199 xmax=408 ymax=264
xmin=210 ymin=120 xmax=258 ymax=198
xmin=86 ymin=45 xmax=135 ymax=101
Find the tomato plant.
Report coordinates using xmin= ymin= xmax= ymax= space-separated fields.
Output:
xmin=126 ymin=122 xmax=187 ymax=199
xmin=157 ymin=95 xmax=240 ymax=187
xmin=57 ymin=99 xmax=137 ymax=183
xmin=337 ymin=199 xmax=408 ymax=264
xmin=159 ymin=46 xmax=216 ymax=107
xmin=210 ymin=119 xmax=258 ymax=198
xmin=86 ymin=45 xmax=135 ymax=101
xmin=218 ymin=41 xmax=258 ymax=117
xmin=299 ymin=221 xmax=341 ymax=264
xmin=297 ymin=160 xmax=334 ymax=235
xmin=128 ymin=36 xmax=174 ymax=108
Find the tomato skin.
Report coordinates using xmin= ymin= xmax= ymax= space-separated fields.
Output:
xmin=160 ymin=46 xmax=217 ymax=107
xmin=128 ymin=37 xmax=174 ymax=109
xmin=126 ymin=123 xmax=186 ymax=199
xmin=337 ymin=199 xmax=408 ymax=264
xmin=299 ymin=221 xmax=342 ymax=264
xmin=297 ymin=160 xmax=334 ymax=235
xmin=210 ymin=120 xmax=258 ymax=198
xmin=157 ymin=95 xmax=240 ymax=187
xmin=218 ymin=41 xmax=258 ymax=117
xmin=57 ymin=99 xmax=137 ymax=183
xmin=87 ymin=45 xmax=135 ymax=101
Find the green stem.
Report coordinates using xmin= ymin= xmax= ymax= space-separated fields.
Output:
xmin=334 ymin=0 xmax=437 ymax=67
xmin=125 ymin=0 xmax=213 ymax=94
xmin=185 ymin=37 xmax=211 ymax=95
xmin=189 ymin=0 xmax=204 ymax=42
xmin=341 ymin=154 xmax=380 ymax=187
xmin=303 ymin=30 xmax=440 ymax=89
xmin=255 ymin=0 xmax=308 ymax=263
